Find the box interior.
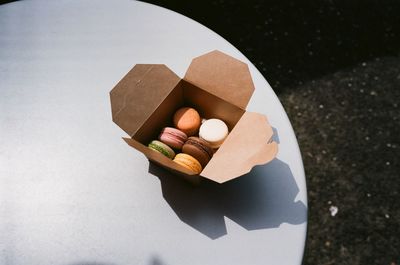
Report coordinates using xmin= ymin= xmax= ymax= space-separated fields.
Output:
xmin=133 ymin=80 xmax=245 ymax=149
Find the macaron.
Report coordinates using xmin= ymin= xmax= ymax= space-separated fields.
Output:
xmin=199 ymin=118 xmax=229 ymax=149
xmin=182 ymin=137 xmax=213 ymax=167
xmin=158 ymin=127 xmax=188 ymax=150
xmin=148 ymin=140 xmax=175 ymax=159
xmin=173 ymin=107 xmax=201 ymax=136
xmin=173 ymin=153 xmax=202 ymax=174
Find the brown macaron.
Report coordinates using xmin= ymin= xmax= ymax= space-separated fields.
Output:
xmin=182 ymin=136 xmax=214 ymax=168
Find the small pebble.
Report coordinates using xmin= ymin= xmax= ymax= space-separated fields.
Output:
xmin=329 ymin=206 xmax=338 ymax=217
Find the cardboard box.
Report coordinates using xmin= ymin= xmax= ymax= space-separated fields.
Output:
xmin=110 ymin=50 xmax=278 ymax=184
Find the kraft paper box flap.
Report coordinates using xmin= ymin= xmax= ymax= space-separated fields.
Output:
xmin=123 ymin=138 xmax=197 ymax=176
xmin=201 ymin=112 xmax=279 ymax=183
xmin=110 ymin=64 xmax=180 ymax=137
xmin=184 ymin=50 xmax=255 ymax=110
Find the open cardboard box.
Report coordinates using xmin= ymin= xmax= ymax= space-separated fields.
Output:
xmin=110 ymin=50 xmax=278 ymax=184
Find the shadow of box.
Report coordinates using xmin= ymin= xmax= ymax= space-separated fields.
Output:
xmin=150 ymin=158 xmax=307 ymax=239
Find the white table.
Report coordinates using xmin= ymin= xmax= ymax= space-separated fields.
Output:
xmin=0 ymin=1 xmax=308 ymax=264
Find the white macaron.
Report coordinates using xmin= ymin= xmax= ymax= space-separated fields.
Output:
xmin=199 ymin=118 xmax=229 ymax=149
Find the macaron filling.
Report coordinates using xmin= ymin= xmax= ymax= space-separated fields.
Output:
xmin=173 ymin=153 xmax=202 ymax=174
xmin=185 ymin=138 xmax=213 ymax=159
xmin=199 ymin=118 xmax=229 ymax=148
xmin=148 ymin=140 xmax=175 ymax=159
xmin=159 ymin=127 xmax=188 ymax=149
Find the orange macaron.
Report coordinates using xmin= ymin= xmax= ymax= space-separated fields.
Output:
xmin=173 ymin=153 xmax=202 ymax=174
xmin=173 ymin=107 xmax=201 ymax=136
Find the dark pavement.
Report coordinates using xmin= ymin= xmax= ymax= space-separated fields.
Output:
xmin=145 ymin=1 xmax=400 ymax=264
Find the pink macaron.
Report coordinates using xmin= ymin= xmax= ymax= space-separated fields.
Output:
xmin=158 ymin=127 xmax=188 ymax=150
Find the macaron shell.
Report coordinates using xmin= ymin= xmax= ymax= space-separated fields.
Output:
xmin=173 ymin=153 xmax=202 ymax=174
xmin=199 ymin=118 xmax=229 ymax=148
xmin=173 ymin=107 xmax=201 ymax=136
xmin=159 ymin=127 xmax=187 ymax=149
xmin=182 ymin=137 xmax=213 ymax=167
xmin=148 ymin=140 xmax=175 ymax=159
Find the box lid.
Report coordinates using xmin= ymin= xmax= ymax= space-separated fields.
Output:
xmin=184 ymin=50 xmax=255 ymax=109
xmin=110 ymin=64 xmax=181 ymax=137
xmin=200 ymin=112 xmax=278 ymax=183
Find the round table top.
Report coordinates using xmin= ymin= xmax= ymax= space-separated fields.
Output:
xmin=0 ymin=1 xmax=307 ymax=265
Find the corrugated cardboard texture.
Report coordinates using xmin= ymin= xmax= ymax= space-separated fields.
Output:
xmin=184 ymin=50 xmax=255 ymax=110
xmin=110 ymin=64 xmax=180 ymax=137
xmin=201 ymin=112 xmax=279 ymax=183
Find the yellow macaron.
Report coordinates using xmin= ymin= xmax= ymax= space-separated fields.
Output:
xmin=173 ymin=153 xmax=202 ymax=174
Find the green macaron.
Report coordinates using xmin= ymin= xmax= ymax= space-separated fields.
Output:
xmin=148 ymin=140 xmax=175 ymax=159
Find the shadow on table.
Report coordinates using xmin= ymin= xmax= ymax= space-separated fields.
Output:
xmin=149 ymin=158 xmax=307 ymax=239
xmin=148 ymin=256 xmax=169 ymax=265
